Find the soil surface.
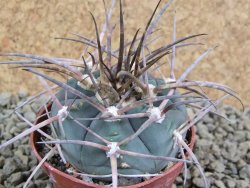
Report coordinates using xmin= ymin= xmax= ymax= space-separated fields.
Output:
xmin=0 ymin=0 xmax=249 ymax=108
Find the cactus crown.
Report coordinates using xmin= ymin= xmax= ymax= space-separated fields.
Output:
xmin=0 ymin=0 xmax=243 ymax=188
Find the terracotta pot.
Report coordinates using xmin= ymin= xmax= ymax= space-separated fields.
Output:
xmin=30 ymin=104 xmax=195 ymax=188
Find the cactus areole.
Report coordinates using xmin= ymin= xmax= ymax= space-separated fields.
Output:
xmin=51 ymin=74 xmax=188 ymax=175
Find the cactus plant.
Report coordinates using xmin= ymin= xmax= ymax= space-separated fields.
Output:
xmin=0 ymin=0 xmax=243 ymax=187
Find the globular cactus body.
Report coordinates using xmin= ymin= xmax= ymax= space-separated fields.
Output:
xmin=51 ymin=75 xmax=188 ymax=175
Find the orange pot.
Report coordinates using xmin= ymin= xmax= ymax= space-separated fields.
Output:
xmin=30 ymin=105 xmax=195 ymax=188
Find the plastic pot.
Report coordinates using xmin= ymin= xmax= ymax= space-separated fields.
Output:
xmin=30 ymin=104 xmax=195 ymax=188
